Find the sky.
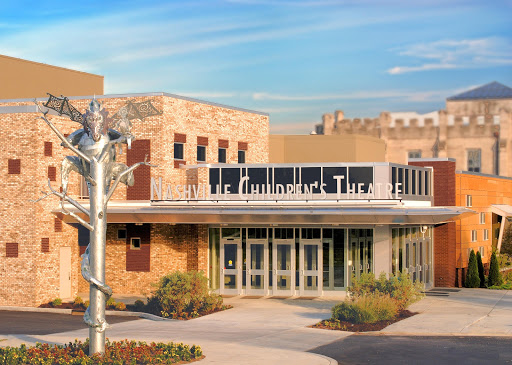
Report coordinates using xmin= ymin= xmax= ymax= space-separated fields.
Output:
xmin=1 ymin=0 xmax=511 ymax=134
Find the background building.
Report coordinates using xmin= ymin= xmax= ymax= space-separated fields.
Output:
xmin=269 ymin=134 xmax=385 ymax=163
xmin=0 ymin=54 xmax=103 ymax=99
xmin=315 ymin=82 xmax=512 ymax=177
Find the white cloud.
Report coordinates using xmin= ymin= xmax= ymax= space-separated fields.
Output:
xmin=387 ymin=37 xmax=512 ymax=74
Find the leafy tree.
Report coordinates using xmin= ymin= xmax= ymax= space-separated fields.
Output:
xmin=488 ymin=251 xmax=503 ymax=287
xmin=465 ymin=250 xmax=480 ymax=288
xmin=476 ymin=251 xmax=486 ymax=288
xmin=501 ymin=224 xmax=512 ymax=255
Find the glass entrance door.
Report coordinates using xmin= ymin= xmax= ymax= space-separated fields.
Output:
xmin=272 ymin=239 xmax=295 ymax=296
xmin=299 ymin=240 xmax=322 ymax=296
xmin=348 ymin=229 xmax=373 ymax=286
xmin=246 ymin=239 xmax=267 ymax=295
xmin=220 ymin=239 xmax=242 ymax=295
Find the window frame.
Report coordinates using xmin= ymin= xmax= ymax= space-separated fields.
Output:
xmin=471 ymin=230 xmax=477 ymax=242
xmin=480 ymin=212 xmax=486 ymax=224
xmin=408 ymin=150 xmax=422 ymax=159
xmin=218 ymin=147 xmax=227 ymax=163
xmin=130 ymin=237 xmax=141 ymax=250
xmin=238 ymin=150 xmax=246 ymax=164
xmin=197 ymin=145 xmax=206 ymax=162
xmin=467 ymin=149 xmax=481 ymax=172
xmin=174 ymin=142 xmax=184 ymax=160
xmin=466 ymin=195 xmax=472 ymax=207
xmin=484 ymin=229 xmax=489 ymax=241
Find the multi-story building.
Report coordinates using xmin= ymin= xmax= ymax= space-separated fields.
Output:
xmin=315 ymin=82 xmax=512 ymax=176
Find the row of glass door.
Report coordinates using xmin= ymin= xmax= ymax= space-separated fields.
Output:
xmin=221 ymin=238 xmax=323 ymax=296
xmin=217 ymin=227 xmax=374 ymax=296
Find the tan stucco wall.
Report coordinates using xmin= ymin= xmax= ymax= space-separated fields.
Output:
xmin=269 ymin=134 xmax=385 ymax=163
xmin=0 ymin=54 xmax=103 ymax=99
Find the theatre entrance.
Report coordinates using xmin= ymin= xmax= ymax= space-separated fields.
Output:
xmin=214 ymin=227 xmax=356 ymax=296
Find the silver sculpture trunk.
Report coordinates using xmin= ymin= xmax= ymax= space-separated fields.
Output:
xmin=88 ymin=158 xmax=107 ymax=354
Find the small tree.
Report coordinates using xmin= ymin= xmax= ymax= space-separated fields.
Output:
xmin=501 ymin=224 xmax=512 ymax=255
xmin=476 ymin=251 xmax=486 ymax=288
xmin=465 ymin=250 xmax=480 ymax=288
xmin=488 ymin=251 xmax=503 ymax=287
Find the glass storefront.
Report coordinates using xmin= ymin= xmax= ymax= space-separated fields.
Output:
xmin=209 ymin=225 xmax=433 ymax=295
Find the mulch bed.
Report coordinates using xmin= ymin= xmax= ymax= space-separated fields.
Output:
xmin=311 ymin=310 xmax=417 ymax=332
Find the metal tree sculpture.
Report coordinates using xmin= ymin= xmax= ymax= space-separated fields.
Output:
xmin=34 ymin=94 xmax=158 ymax=355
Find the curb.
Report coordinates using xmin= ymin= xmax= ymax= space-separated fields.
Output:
xmin=0 ymin=306 xmax=172 ymax=321
xmin=312 ymin=353 xmax=338 ymax=365
xmin=361 ymin=331 xmax=512 ymax=337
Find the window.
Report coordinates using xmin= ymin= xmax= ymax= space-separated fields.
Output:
xmin=408 ymin=150 xmax=421 ymax=159
xmin=471 ymin=230 xmax=477 ymax=242
xmin=463 ymin=116 xmax=470 ymax=125
xmin=238 ymin=150 xmax=245 ymax=163
xmin=480 ymin=212 xmax=486 ymax=224
xmin=484 ymin=229 xmax=489 ymax=241
xmin=479 ymin=246 xmax=485 ymax=258
xmin=218 ymin=148 xmax=227 ymax=163
xmin=494 ymin=115 xmax=500 ymax=125
xmin=174 ymin=143 xmax=184 ymax=160
xmin=48 ymin=166 xmax=56 ymax=181
xmin=130 ymin=237 xmax=141 ymax=250
xmin=466 ymin=195 xmax=472 ymax=207
xmin=118 ymin=229 xmax=127 ymax=239
xmin=477 ymin=116 xmax=485 ymax=125
xmin=467 ymin=149 xmax=481 ymax=172
xmin=197 ymin=145 xmax=206 ymax=162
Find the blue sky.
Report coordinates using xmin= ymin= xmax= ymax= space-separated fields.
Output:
xmin=1 ymin=0 xmax=511 ymax=133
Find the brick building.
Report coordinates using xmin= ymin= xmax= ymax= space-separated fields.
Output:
xmin=315 ymin=82 xmax=512 ymax=177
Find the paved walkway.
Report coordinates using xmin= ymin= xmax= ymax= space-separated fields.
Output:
xmin=1 ymin=289 xmax=511 ymax=364
xmin=383 ymin=288 xmax=512 ymax=335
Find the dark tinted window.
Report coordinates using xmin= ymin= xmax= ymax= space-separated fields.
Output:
xmin=238 ymin=150 xmax=245 ymax=163
xmin=398 ymin=168 xmax=403 ymax=195
xmin=392 ymin=167 xmax=397 ymax=193
xmin=221 ymin=168 xmax=241 ymax=194
xmin=404 ymin=169 xmax=410 ymax=194
xmin=425 ymin=171 xmax=429 ymax=195
xmin=348 ymin=167 xmax=373 ymax=193
xmin=218 ymin=148 xmax=226 ymax=163
xmin=412 ymin=170 xmax=416 ymax=195
xmin=174 ymin=143 xmax=184 ymax=160
xmin=301 ymin=167 xmax=321 ymax=193
xmin=248 ymin=228 xmax=267 ymax=239
xmin=248 ymin=168 xmax=268 ymax=195
xmin=274 ymin=228 xmax=294 ymax=239
xmin=323 ymin=167 xmax=347 ymax=194
xmin=209 ymin=168 xmax=220 ymax=194
xmin=197 ymin=145 xmax=206 ymax=162
xmin=418 ymin=170 xmax=423 ymax=195
xmin=274 ymin=168 xmax=294 ymax=192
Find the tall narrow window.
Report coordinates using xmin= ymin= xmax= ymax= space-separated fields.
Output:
xmin=480 ymin=212 xmax=486 ymax=224
xmin=197 ymin=136 xmax=208 ymax=163
xmin=471 ymin=230 xmax=477 ymax=242
xmin=218 ymin=148 xmax=227 ymax=163
xmin=466 ymin=195 xmax=472 ymax=207
xmin=238 ymin=150 xmax=245 ymax=163
xmin=467 ymin=149 xmax=481 ymax=172
xmin=174 ymin=143 xmax=184 ymax=160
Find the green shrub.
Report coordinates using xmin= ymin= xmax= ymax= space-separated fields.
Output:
xmin=0 ymin=339 xmax=202 ymax=364
xmin=73 ymin=296 xmax=84 ymax=306
xmin=488 ymin=251 xmax=503 ymax=287
xmin=115 ymin=302 xmax=127 ymax=311
xmin=476 ymin=251 xmax=486 ymax=288
xmin=332 ymin=294 xmax=398 ymax=324
xmin=51 ymin=298 xmax=62 ymax=307
xmin=134 ymin=299 xmax=145 ymax=312
xmin=148 ymin=271 xmax=224 ymax=318
xmin=348 ymin=272 xmax=424 ymax=311
xmin=465 ymin=250 xmax=480 ymax=288
xmin=106 ymin=297 xmax=116 ymax=309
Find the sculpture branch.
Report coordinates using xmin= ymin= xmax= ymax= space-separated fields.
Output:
xmin=98 ymin=136 xmax=128 ymax=163
xmin=105 ymin=155 xmax=157 ymax=205
xmin=34 ymin=100 xmax=91 ymax=163
xmin=31 ymin=181 xmax=93 ymax=231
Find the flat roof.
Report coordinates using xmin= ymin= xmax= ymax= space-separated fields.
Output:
xmin=0 ymin=92 xmax=268 ymax=117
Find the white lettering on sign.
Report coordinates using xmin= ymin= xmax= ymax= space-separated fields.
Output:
xmin=150 ymin=177 xmax=405 ymax=201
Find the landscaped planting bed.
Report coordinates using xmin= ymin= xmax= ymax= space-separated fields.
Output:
xmin=0 ymin=339 xmax=203 ymax=364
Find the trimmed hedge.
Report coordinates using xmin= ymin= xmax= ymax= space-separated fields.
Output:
xmin=0 ymin=339 xmax=203 ymax=365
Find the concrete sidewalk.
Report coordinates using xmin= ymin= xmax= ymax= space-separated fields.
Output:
xmin=1 ymin=297 xmax=347 ymax=365
xmin=1 ymin=289 xmax=511 ymax=364
xmin=383 ymin=288 xmax=512 ymax=336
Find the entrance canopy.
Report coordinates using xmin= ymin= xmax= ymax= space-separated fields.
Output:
xmin=59 ymin=200 xmax=473 ymax=225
